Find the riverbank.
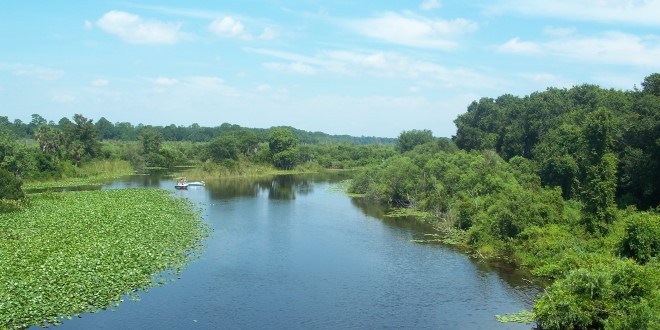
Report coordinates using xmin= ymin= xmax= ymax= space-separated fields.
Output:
xmin=0 ymin=189 xmax=209 ymax=329
xmin=22 ymin=160 xmax=135 ymax=190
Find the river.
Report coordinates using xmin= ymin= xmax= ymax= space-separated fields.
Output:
xmin=53 ymin=172 xmax=538 ymax=329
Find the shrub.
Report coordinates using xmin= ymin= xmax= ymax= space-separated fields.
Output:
xmin=0 ymin=168 xmax=25 ymax=201
xmin=620 ymin=212 xmax=660 ymax=264
xmin=534 ymin=259 xmax=659 ymax=330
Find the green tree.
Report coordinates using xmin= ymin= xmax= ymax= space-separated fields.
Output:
xmin=0 ymin=168 xmax=25 ymax=202
xmin=34 ymin=125 xmax=64 ymax=154
xmin=580 ymin=108 xmax=618 ymax=235
xmin=619 ymin=212 xmax=660 ymax=264
xmin=207 ymin=135 xmax=239 ymax=162
xmin=395 ymin=129 xmax=434 ymax=153
xmin=641 ymin=73 xmax=660 ymax=96
xmin=268 ymin=128 xmax=298 ymax=169
xmin=95 ymin=117 xmax=117 ymax=140
xmin=64 ymin=114 xmax=101 ymax=163
xmin=140 ymin=128 xmax=163 ymax=155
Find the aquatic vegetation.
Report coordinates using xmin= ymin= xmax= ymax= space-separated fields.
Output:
xmin=495 ymin=309 xmax=534 ymax=323
xmin=0 ymin=189 xmax=209 ymax=329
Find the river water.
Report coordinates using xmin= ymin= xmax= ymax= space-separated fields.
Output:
xmin=54 ymin=172 xmax=538 ymax=329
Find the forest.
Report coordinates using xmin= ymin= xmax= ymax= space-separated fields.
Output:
xmin=349 ymin=74 xmax=660 ymax=329
xmin=1 ymin=74 xmax=659 ymax=329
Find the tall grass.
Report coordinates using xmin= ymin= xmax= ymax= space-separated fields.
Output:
xmin=23 ymin=160 xmax=135 ymax=190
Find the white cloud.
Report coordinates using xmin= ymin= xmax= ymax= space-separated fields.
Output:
xmin=495 ymin=0 xmax=660 ymax=27
xmin=547 ymin=32 xmax=660 ymax=67
xmin=0 ymin=62 xmax=64 ymax=80
xmin=250 ymin=48 xmax=499 ymax=89
xmin=499 ymin=32 xmax=660 ymax=68
xmin=91 ymin=79 xmax=109 ymax=87
xmin=209 ymin=16 xmax=249 ymax=39
xmin=97 ymin=10 xmax=184 ymax=44
xmin=497 ymin=37 xmax=542 ymax=54
xmin=347 ymin=12 xmax=478 ymax=49
xmin=420 ymin=0 xmax=441 ymax=11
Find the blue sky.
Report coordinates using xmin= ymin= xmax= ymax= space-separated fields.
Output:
xmin=1 ymin=1 xmax=659 ymax=137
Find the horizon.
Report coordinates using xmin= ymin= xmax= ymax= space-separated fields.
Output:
xmin=2 ymin=1 xmax=659 ymax=138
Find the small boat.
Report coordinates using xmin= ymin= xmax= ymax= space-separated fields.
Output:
xmin=187 ymin=181 xmax=205 ymax=186
xmin=175 ymin=182 xmax=189 ymax=190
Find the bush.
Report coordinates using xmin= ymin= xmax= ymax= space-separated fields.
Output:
xmin=0 ymin=168 xmax=25 ymax=201
xmin=620 ymin=212 xmax=660 ymax=264
xmin=534 ymin=259 xmax=660 ymax=330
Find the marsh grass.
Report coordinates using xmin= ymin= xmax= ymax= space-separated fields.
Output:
xmin=175 ymin=161 xmax=315 ymax=181
xmin=0 ymin=189 xmax=209 ymax=329
xmin=23 ymin=160 xmax=135 ymax=190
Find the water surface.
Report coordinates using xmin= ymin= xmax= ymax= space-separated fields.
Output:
xmin=54 ymin=173 xmax=537 ymax=329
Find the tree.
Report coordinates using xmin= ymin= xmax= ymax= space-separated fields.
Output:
xmin=95 ymin=117 xmax=117 ymax=140
xmin=34 ymin=125 xmax=64 ymax=154
xmin=0 ymin=168 xmax=25 ymax=202
xmin=396 ymin=129 xmax=435 ymax=153
xmin=268 ymin=128 xmax=298 ymax=169
xmin=207 ymin=135 xmax=239 ymax=162
xmin=140 ymin=128 xmax=163 ymax=155
xmin=641 ymin=73 xmax=660 ymax=97
xmin=64 ymin=114 xmax=101 ymax=162
xmin=581 ymin=108 xmax=617 ymax=235
xmin=619 ymin=212 xmax=660 ymax=264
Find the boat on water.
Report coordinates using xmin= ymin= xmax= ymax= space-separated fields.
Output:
xmin=175 ymin=183 xmax=189 ymax=190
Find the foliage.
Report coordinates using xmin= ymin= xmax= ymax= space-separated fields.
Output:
xmin=453 ymin=75 xmax=659 ymax=210
xmin=619 ymin=212 xmax=660 ymax=264
xmin=22 ymin=160 xmax=134 ymax=190
xmin=0 ymin=168 xmax=25 ymax=201
xmin=207 ymin=135 xmax=239 ymax=162
xmin=495 ymin=310 xmax=534 ymax=324
xmin=396 ymin=129 xmax=434 ymax=153
xmin=534 ymin=259 xmax=660 ymax=330
xmin=0 ymin=189 xmax=210 ymax=328
xmin=268 ymin=128 xmax=299 ymax=170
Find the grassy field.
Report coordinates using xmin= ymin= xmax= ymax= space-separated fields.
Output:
xmin=0 ymin=189 xmax=209 ymax=329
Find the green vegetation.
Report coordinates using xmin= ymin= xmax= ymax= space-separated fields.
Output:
xmin=350 ymin=74 xmax=660 ymax=329
xmin=1 ymin=74 xmax=658 ymax=328
xmin=0 ymin=189 xmax=209 ymax=329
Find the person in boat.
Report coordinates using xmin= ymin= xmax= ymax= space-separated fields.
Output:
xmin=178 ymin=178 xmax=186 ymax=186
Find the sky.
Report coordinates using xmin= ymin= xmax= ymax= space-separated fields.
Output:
xmin=1 ymin=1 xmax=659 ymax=138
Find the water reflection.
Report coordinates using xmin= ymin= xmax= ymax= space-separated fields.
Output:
xmin=50 ymin=170 xmax=537 ymax=330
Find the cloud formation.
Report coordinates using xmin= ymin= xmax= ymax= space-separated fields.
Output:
xmin=420 ymin=0 xmax=441 ymax=11
xmin=495 ymin=0 xmax=660 ymax=26
xmin=498 ymin=32 xmax=660 ymax=68
xmin=346 ymin=12 xmax=477 ymax=49
xmin=209 ymin=16 xmax=247 ymax=38
xmin=97 ymin=10 xmax=184 ymax=44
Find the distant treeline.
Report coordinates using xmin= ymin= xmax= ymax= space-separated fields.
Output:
xmin=0 ymin=115 xmax=394 ymax=145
